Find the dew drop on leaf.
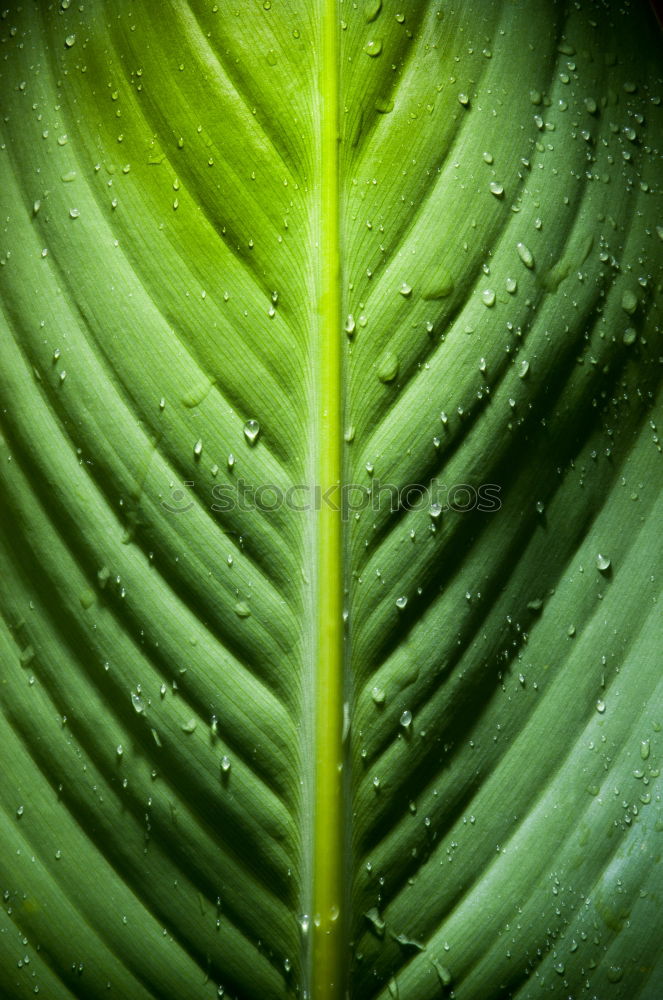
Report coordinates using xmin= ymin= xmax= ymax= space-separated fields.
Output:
xmin=621 ymin=289 xmax=638 ymax=315
xmin=243 ymin=419 xmax=260 ymax=445
xmin=516 ymin=242 xmax=535 ymax=269
xmin=364 ymin=0 xmax=382 ymax=22
xmin=364 ymin=39 xmax=383 ymax=57
xmin=489 ymin=181 xmax=504 ymax=197
xmin=596 ymin=553 xmax=611 ymax=572
xmin=377 ymin=352 xmax=399 ymax=383
xmin=395 ymin=595 xmax=407 ymax=609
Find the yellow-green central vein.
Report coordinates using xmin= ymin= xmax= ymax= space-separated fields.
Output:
xmin=313 ymin=0 xmax=344 ymax=997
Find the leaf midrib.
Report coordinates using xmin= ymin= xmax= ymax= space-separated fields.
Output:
xmin=312 ymin=2 xmax=344 ymax=997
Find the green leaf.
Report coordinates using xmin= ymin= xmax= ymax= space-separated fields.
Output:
xmin=1 ymin=2 xmax=662 ymax=999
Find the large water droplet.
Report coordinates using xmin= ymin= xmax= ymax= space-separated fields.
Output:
xmin=364 ymin=39 xmax=383 ymax=57
xmin=377 ymin=352 xmax=399 ymax=383
xmin=516 ymin=242 xmax=535 ymax=269
xmin=243 ymin=419 xmax=260 ymax=445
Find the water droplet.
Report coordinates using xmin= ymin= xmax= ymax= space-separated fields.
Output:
xmin=596 ymin=699 xmax=606 ymax=714
xmin=364 ymin=0 xmax=382 ymax=22
xmin=640 ymin=739 xmax=650 ymax=760
xmin=430 ymin=502 xmax=442 ymax=520
xmin=516 ymin=242 xmax=534 ymax=269
xmin=623 ymin=327 xmax=637 ymax=346
xmin=535 ymin=500 xmax=545 ymax=514
xmin=298 ymin=913 xmax=310 ymax=934
xmin=227 ymin=453 xmax=235 ymax=469
xmin=64 ymin=34 xmax=76 ymax=48
xmin=482 ymin=288 xmax=496 ymax=307
xmin=596 ymin=553 xmax=611 ymax=573
xmin=458 ymin=92 xmax=470 ymax=107
xmin=395 ymin=595 xmax=407 ymax=609
xmin=243 ymin=419 xmax=260 ymax=445
xmin=220 ymin=755 xmax=231 ymax=774
xmin=371 ymin=686 xmax=386 ymax=705
xmin=377 ymin=352 xmax=399 ymax=383
xmin=399 ymin=282 xmax=412 ymax=297
xmin=69 ymin=207 xmax=80 ymax=219
xmin=489 ymin=181 xmax=504 ymax=197
xmin=607 ymin=965 xmax=623 ymax=983
xmin=400 ymin=710 xmax=412 ymax=729
xmin=505 ymin=277 xmax=517 ymax=294
xmin=375 ymin=96 xmax=394 ymax=114
xmin=181 ymin=718 xmax=197 ymax=733
xmin=16 ymin=805 xmax=24 ymax=819
xmin=364 ymin=39 xmax=383 ymax=57
xmin=193 ymin=439 xmax=203 ymax=458
xmin=131 ymin=691 xmax=145 ymax=713
xmin=344 ymin=314 xmax=356 ymax=336
xmin=482 ymin=151 xmax=494 ymax=164
xmin=621 ymin=289 xmax=638 ymax=315
xmin=519 ymin=359 xmax=530 ymax=378
xmin=234 ymin=601 xmax=251 ymax=618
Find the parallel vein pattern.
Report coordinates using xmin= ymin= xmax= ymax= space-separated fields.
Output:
xmin=0 ymin=2 xmax=662 ymax=1000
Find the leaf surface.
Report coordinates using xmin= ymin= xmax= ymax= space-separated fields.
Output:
xmin=0 ymin=2 xmax=662 ymax=999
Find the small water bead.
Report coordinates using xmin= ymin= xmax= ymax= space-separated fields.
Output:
xmin=69 ymin=207 xmax=80 ymax=219
xmin=482 ymin=151 xmax=494 ymax=164
xmin=64 ymin=34 xmax=76 ymax=48
xmin=489 ymin=181 xmax=504 ymax=197
xmin=243 ymin=419 xmax=260 ymax=445
xmin=400 ymin=710 xmax=412 ymax=730
xmin=535 ymin=500 xmax=545 ymax=515
xmin=505 ymin=277 xmax=517 ymax=294
xmin=371 ymin=686 xmax=385 ymax=705
xmin=344 ymin=314 xmax=356 ymax=336
xmin=233 ymin=601 xmax=251 ymax=618
xmin=596 ymin=553 xmax=611 ymax=573
xmin=429 ymin=502 xmax=442 ymax=520
xmin=220 ymin=755 xmax=231 ymax=774
xmin=516 ymin=242 xmax=534 ymax=269
xmin=399 ymin=282 xmax=412 ymax=297
xmin=596 ymin=699 xmax=606 ymax=714
xmin=395 ymin=595 xmax=407 ymax=610
xmin=640 ymin=740 xmax=651 ymax=761
xmin=482 ymin=289 xmax=496 ymax=307
xmin=458 ymin=92 xmax=470 ymax=107
xmin=193 ymin=439 xmax=203 ymax=458
xmin=519 ymin=359 xmax=530 ymax=378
